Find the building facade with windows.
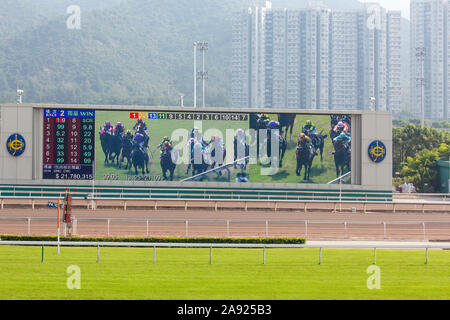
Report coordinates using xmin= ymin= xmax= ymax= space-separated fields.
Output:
xmin=232 ymin=2 xmax=402 ymax=114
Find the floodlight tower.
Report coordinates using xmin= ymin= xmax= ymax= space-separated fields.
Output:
xmin=197 ymin=41 xmax=208 ymax=108
xmin=415 ymin=47 xmax=426 ymax=126
xmin=193 ymin=42 xmax=197 ymax=108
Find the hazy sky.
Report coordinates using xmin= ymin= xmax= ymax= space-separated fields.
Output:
xmin=360 ymin=0 xmax=411 ymax=19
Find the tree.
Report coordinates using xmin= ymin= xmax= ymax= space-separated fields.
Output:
xmin=393 ymin=124 xmax=450 ymax=174
xmin=394 ymin=143 xmax=449 ymax=192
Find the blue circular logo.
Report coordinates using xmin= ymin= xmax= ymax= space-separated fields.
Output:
xmin=6 ymin=134 xmax=26 ymax=157
xmin=368 ymin=140 xmax=386 ymax=163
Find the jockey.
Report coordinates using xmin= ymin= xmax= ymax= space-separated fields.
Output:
xmin=133 ymin=132 xmax=145 ymax=148
xmin=333 ymin=121 xmax=349 ymax=135
xmin=192 ymin=127 xmax=206 ymax=146
xmin=298 ymin=133 xmax=313 ymax=148
xmin=302 ymin=120 xmax=316 ymax=135
xmin=114 ymin=122 xmax=124 ymax=135
xmin=268 ymin=120 xmax=281 ymax=130
xmin=235 ymin=128 xmax=246 ymax=142
xmin=299 ymin=133 xmax=318 ymax=156
xmin=133 ymin=118 xmax=148 ymax=132
xmin=259 ymin=114 xmax=270 ymax=128
xmin=103 ymin=121 xmax=113 ymax=133
xmin=333 ymin=132 xmax=351 ymax=157
xmin=123 ymin=130 xmax=133 ymax=142
xmin=159 ymin=136 xmax=173 ymax=151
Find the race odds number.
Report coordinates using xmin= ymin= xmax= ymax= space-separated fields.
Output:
xmin=43 ymin=109 xmax=95 ymax=180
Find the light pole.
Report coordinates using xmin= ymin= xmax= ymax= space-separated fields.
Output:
xmin=369 ymin=97 xmax=376 ymax=111
xmin=17 ymin=89 xmax=23 ymax=104
xmin=197 ymin=41 xmax=208 ymax=108
xmin=193 ymin=42 xmax=197 ymax=108
xmin=179 ymin=93 xmax=185 ymax=107
xmin=415 ymin=47 xmax=426 ymax=126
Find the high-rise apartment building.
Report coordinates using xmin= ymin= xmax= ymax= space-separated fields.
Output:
xmin=386 ymin=11 xmax=403 ymax=114
xmin=410 ymin=0 xmax=449 ymax=120
xmin=231 ymin=1 xmax=402 ymax=113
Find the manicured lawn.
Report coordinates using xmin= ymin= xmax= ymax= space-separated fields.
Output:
xmin=0 ymin=246 xmax=448 ymax=300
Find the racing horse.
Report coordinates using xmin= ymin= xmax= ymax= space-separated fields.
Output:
xmin=296 ymin=138 xmax=316 ymax=181
xmin=119 ymin=135 xmax=133 ymax=170
xmin=267 ymin=130 xmax=287 ymax=167
xmin=130 ymin=143 xmax=150 ymax=175
xmin=160 ymin=142 xmax=177 ymax=181
xmin=302 ymin=128 xmax=327 ymax=162
xmin=191 ymin=142 xmax=211 ymax=177
xmin=99 ymin=129 xmax=112 ymax=165
xmin=249 ymin=114 xmax=269 ymax=158
xmin=278 ymin=113 xmax=296 ymax=141
xmin=233 ymin=129 xmax=249 ymax=170
xmin=208 ymin=137 xmax=226 ymax=170
xmin=333 ymin=139 xmax=351 ymax=178
xmin=108 ymin=130 xmax=123 ymax=167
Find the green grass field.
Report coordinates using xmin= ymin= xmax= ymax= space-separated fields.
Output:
xmin=0 ymin=246 xmax=448 ymax=300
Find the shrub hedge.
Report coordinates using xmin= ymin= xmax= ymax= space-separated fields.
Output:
xmin=0 ymin=235 xmax=306 ymax=244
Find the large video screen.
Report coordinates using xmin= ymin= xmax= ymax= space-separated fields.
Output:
xmin=43 ymin=108 xmax=352 ymax=185
xmin=94 ymin=110 xmax=351 ymax=184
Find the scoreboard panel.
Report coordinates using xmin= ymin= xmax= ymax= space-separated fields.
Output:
xmin=43 ymin=109 xmax=95 ymax=180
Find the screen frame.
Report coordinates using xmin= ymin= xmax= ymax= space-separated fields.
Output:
xmin=35 ymin=105 xmax=362 ymax=189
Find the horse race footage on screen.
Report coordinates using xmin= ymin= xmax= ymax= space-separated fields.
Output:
xmin=91 ymin=110 xmax=351 ymax=185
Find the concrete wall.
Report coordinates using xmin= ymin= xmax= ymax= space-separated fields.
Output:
xmin=0 ymin=103 xmax=393 ymax=191
xmin=360 ymin=112 xmax=392 ymax=188
xmin=0 ymin=104 xmax=35 ymax=182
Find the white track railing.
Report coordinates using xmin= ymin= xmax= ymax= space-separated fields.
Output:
xmin=1 ymin=217 xmax=449 ymax=240
xmin=0 ymin=241 xmax=448 ymax=264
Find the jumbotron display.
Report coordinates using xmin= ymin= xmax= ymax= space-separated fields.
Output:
xmin=42 ymin=108 xmax=351 ymax=184
xmin=43 ymin=109 xmax=95 ymax=180
xmin=93 ymin=110 xmax=351 ymax=185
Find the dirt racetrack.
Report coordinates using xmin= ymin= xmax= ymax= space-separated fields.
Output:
xmin=0 ymin=207 xmax=449 ymax=241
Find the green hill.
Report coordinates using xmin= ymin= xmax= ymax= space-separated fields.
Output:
xmin=0 ymin=0 xmax=410 ymax=108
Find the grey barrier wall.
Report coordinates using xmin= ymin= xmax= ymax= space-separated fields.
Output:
xmin=0 ymin=103 xmax=393 ymax=192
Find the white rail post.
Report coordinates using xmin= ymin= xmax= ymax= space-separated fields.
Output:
xmin=263 ymin=246 xmax=266 ymax=265
xmin=227 ymin=220 xmax=230 ymax=237
xmin=305 ymin=221 xmax=308 ymax=238
xmin=210 ymin=246 xmax=212 ymax=265
xmin=422 ymin=222 xmax=426 ymax=241
xmin=107 ymin=219 xmax=110 ymax=237
xmin=146 ymin=220 xmax=149 ymax=236
xmin=383 ymin=222 xmax=387 ymax=240
xmin=319 ymin=247 xmax=322 ymax=265
xmin=185 ymin=220 xmax=188 ymax=237
xmin=153 ymin=246 xmax=156 ymax=264
xmin=265 ymin=220 xmax=269 ymax=237
xmin=425 ymin=248 xmax=428 ymax=265
xmin=97 ymin=244 xmax=100 ymax=263
xmin=373 ymin=248 xmax=377 ymax=265
xmin=344 ymin=222 xmax=348 ymax=239
xmin=27 ymin=218 xmax=31 ymax=235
